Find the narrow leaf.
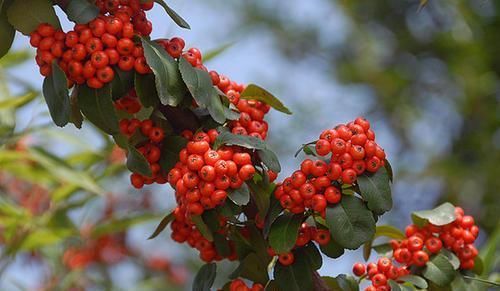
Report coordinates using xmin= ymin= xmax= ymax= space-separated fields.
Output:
xmin=135 ymin=72 xmax=159 ymax=108
xmin=154 ymin=0 xmax=190 ymax=29
xmin=193 ymin=263 xmax=217 ymax=291
xmin=42 ymin=61 xmax=70 ymax=127
xmin=148 ymin=211 xmax=174 ymax=239
xmin=192 ymin=215 xmax=214 ymax=242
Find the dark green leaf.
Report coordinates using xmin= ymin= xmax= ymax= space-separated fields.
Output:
xmin=69 ymin=88 xmax=83 ymax=128
xmin=0 ymin=4 xmax=14 ymax=59
xmin=78 ymin=84 xmax=119 ymax=134
xmin=62 ymin=0 xmax=99 ymax=24
xmin=264 ymin=280 xmax=280 ymax=291
xmin=42 ymin=61 xmax=70 ymax=127
xmin=148 ymin=211 xmax=174 ymax=239
xmin=399 ymin=275 xmax=428 ymax=289
xmin=472 ymin=256 xmax=484 ymax=275
xmin=202 ymin=209 xmax=220 ymax=233
xmin=92 ymin=214 xmax=158 ymax=237
xmin=246 ymin=176 xmax=275 ymax=215
xmin=126 ymin=143 xmax=152 ymax=177
xmin=320 ymin=236 xmax=345 ymax=259
xmin=228 ymin=183 xmax=250 ymax=205
xmin=299 ymin=243 xmax=322 ymax=270
xmin=268 ymin=212 xmax=303 ymax=254
xmin=7 ymin=0 xmax=60 ymax=35
xmin=441 ymin=249 xmax=460 ymax=270
xmin=462 ymin=275 xmax=500 ymax=288
xmin=257 ymin=148 xmax=281 ymax=173
xmin=388 ymin=280 xmax=401 ymax=291
xmin=140 ymin=37 xmax=186 ymax=106
xmin=423 ymin=253 xmax=456 ymax=287
xmin=274 ymin=250 xmax=313 ymax=291
xmin=372 ymin=243 xmax=393 ymax=257
xmin=178 ymin=57 xmax=228 ymax=123
xmin=357 ymin=166 xmax=392 ymax=215
xmin=213 ymin=233 xmax=231 ymax=257
xmin=241 ymin=84 xmax=292 ymax=114
xmin=325 ymin=196 xmax=376 ymax=249
xmin=159 ymin=135 xmax=187 ymax=173
xmin=193 ymin=263 xmax=216 ymax=291
xmin=192 ymin=215 xmax=214 ymax=242
xmin=384 ymin=159 xmax=393 ymax=182
xmin=230 ymin=252 xmax=269 ymax=284
xmin=154 ymin=0 xmax=190 ymax=29
xmin=135 ymin=72 xmax=159 ymax=108
xmin=111 ymin=67 xmax=134 ymax=100
xmin=263 ymin=196 xmax=283 ymax=237
xmin=411 ymin=202 xmax=456 ymax=227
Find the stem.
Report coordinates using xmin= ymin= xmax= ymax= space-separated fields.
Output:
xmin=463 ymin=276 xmax=500 ymax=287
xmin=312 ymin=270 xmax=330 ymax=291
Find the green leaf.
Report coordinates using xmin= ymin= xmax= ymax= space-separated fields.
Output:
xmin=423 ymin=253 xmax=456 ymax=287
xmin=441 ymin=248 xmax=460 ymax=270
xmin=320 ymin=236 xmax=345 ymax=259
xmin=192 ymin=215 xmax=214 ymax=242
xmin=322 ymin=275 xmax=359 ymax=291
xmin=0 ymin=91 xmax=37 ymax=109
xmin=213 ymin=233 xmax=231 ymax=257
xmin=61 ymin=0 xmax=99 ymax=24
xmin=126 ymin=144 xmax=152 ymax=177
xmin=363 ymin=225 xmax=405 ymax=260
xmin=7 ymin=0 xmax=60 ymax=35
xmin=246 ymin=175 xmax=276 ymax=215
xmin=213 ymin=129 xmax=267 ymax=150
xmin=140 ymin=36 xmax=186 ymax=106
xmin=178 ymin=57 xmax=228 ymax=123
xmin=193 ymin=263 xmax=216 ymax=291
xmin=228 ymin=183 xmax=250 ymax=205
xmin=241 ymin=84 xmax=292 ymax=114
xmin=203 ymin=42 xmax=234 ymax=63
xmin=42 ymin=61 xmax=70 ymax=127
xmin=325 ymin=196 xmax=376 ymax=249
xmin=268 ymin=212 xmax=303 ymax=254
xmin=384 ymin=159 xmax=393 ymax=182
xmin=257 ymin=148 xmax=281 ymax=173
xmin=153 ymin=0 xmax=190 ymax=29
xmin=159 ymin=135 xmax=187 ymax=173
xmin=479 ymin=222 xmax=500 ymax=277
xmin=263 ymin=196 xmax=283 ymax=237
xmin=472 ymin=256 xmax=484 ymax=275
xmin=148 ymin=211 xmax=174 ymax=239
xmin=202 ymin=209 xmax=220 ymax=233
xmin=92 ymin=214 xmax=159 ymax=236
xmin=411 ymin=202 xmax=456 ymax=227
xmin=372 ymin=243 xmax=393 ymax=257
xmin=19 ymin=228 xmax=73 ymax=251
xmin=28 ymin=147 xmax=103 ymax=195
xmin=399 ymin=275 xmax=428 ymax=289
xmin=77 ymin=84 xmax=119 ymax=134
xmin=0 ymin=49 xmax=30 ymax=68
xmin=357 ymin=166 xmax=392 ymax=215
xmin=299 ymin=243 xmax=322 ymax=270
xmin=0 ymin=3 xmax=14 ymax=59
xmin=111 ymin=67 xmax=134 ymax=100
xmin=274 ymin=250 xmax=313 ymax=291
xmin=135 ymin=73 xmax=159 ymax=108
xmin=230 ymin=252 xmax=269 ymax=284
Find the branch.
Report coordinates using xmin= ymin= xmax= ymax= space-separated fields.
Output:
xmin=312 ymin=271 xmax=331 ymax=291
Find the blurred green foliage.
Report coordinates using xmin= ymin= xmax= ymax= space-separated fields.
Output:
xmin=229 ymin=0 xmax=500 ymax=234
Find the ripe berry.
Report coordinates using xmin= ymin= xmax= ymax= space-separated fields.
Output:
xmin=352 ymin=263 xmax=366 ymax=276
xmin=278 ymin=253 xmax=294 ymax=266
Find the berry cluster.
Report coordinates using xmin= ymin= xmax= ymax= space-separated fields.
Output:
xmin=29 ymin=0 xmax=154 ymax=88
xmin=167 ymin=129 xmax=257 ymax=216
xmin=393 ymin=206 xmax=479 ymax=270
xmin=352 ymin=258 xmax=410 ymax=291
xmin=227 ymin=279 xmax=264 ymax=291
xmin=274 ymin=117 xmax=386 ymax=214
xmin=118 ymin=117 xmax=168 ymax=188
xmin=170 ymin=207 xmax=237 ymax=262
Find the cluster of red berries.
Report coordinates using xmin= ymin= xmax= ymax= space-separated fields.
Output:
xmin=29 ymin=0 xmax=154 ymax=88
xmin=265 ymin=223 xmax=332 ymax=266
xmin=167 ymin=129 xmax=257 ymax=216
xmin=63 ymin=233 xmax=128 ymax=270
xmin=352 ymin=257 xmax=410 ymax=291
xmin=226 ymin=279 xmax=264 ymax=291
xmin=392 ymin=206 xmax=479 ymax=270
xmin=145 ymin=256 xmax=188 ymax=285
xmin=273 ymin=117 xmax=385 ymax=214
xmin=170 ymin=206 xmax=237 ymax=262
xmin=114 ymin=88 xmax=142 ymax=114
xmin=118 ymin=117 xmax=168 ymax=188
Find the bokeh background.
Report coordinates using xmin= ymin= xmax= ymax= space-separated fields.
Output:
xmin=1 ymin=0 xmax=499 ymax=289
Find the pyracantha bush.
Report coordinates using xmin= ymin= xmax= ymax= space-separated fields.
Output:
xmin=0 ymin=0 xmax=493 ymax=290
